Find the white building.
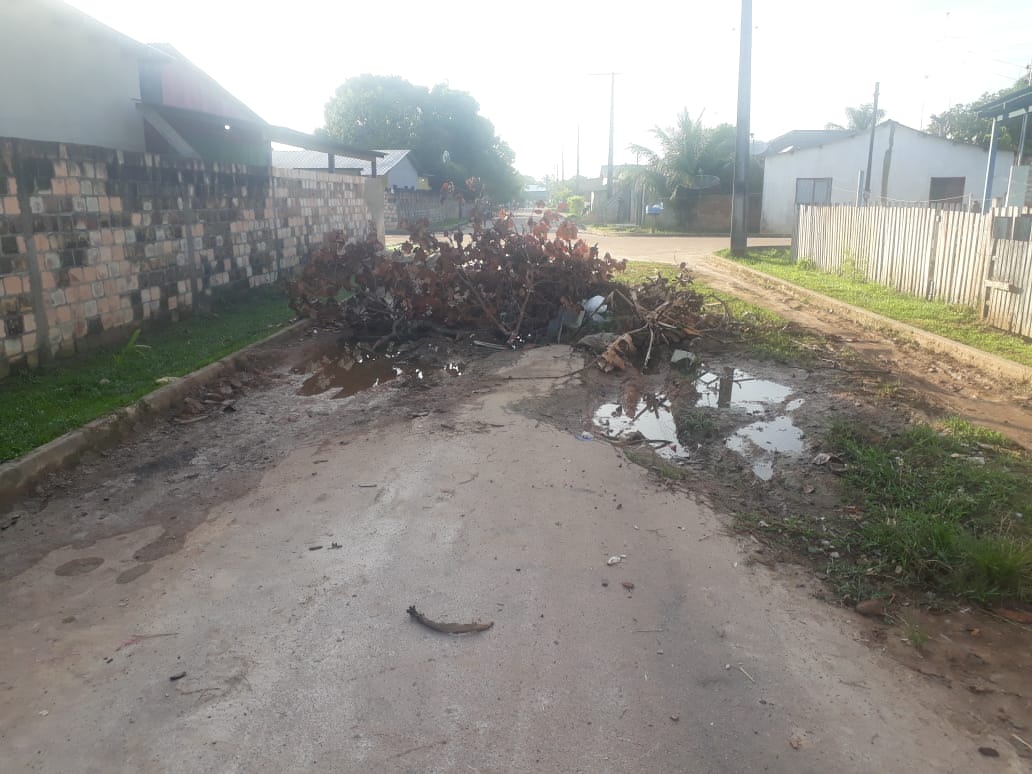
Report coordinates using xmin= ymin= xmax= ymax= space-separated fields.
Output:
xmin=760 ymin=122 xmax=1015 ymax=234
xmin=271 ymin=149 xmax=421 ymax=190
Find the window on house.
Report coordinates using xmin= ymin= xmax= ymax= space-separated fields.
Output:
xmin=795 ymin=178 xmax=832 ymax=205
xmin=929 ymin=177 xmax=965 ymax=205
xmin=1013 ymin=215 xmax=1032 ymax=242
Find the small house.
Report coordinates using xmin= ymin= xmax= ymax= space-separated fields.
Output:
xmin=760 ymin=121 xmax=1014 ymax=234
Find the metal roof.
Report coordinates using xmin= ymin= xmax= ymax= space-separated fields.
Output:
xmin=145 ymin=43 xmax=265 ymax=125
xmin=975 ymin=86 xmax=1032 ymax=119
xmin=271 ymin=148 xmax=409 ymax=174
xmin=760 ymin=129 xmax=855 ymax=157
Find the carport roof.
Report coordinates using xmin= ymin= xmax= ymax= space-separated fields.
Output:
xmin=975 ymin=85 xmax=1032 ymax=119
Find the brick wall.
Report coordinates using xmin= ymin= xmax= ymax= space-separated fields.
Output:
xmin=0 ymin=138 xmax=384 ymax=378
xmin=385 ymin=190 xmax=461 ymax=232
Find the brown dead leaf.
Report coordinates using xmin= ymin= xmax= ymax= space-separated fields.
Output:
xmin=789 ymin=734 xmax=803 ymax=750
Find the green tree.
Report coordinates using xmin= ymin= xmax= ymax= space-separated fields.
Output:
xmin=323 ymin=75 xmax=520 ymax=202
xmin=927 ymin=79 xmax=1031 ymax=156
xmin=825 ymin=103 xmax=886 ymax=131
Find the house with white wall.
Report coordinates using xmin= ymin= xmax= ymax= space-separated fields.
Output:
xmin=760 ymin=122 xmax=1014 ymax=234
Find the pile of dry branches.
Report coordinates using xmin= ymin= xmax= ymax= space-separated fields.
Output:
xmin=286 ymin=210 xmax=727 ymax=371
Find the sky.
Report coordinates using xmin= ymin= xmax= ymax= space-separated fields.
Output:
xmin=67 ymin=0 xmax=1031 ymax=181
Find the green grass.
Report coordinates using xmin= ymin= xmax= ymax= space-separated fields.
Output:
xmin=828 ymin=418 xmax=1032 ymax=604
xmin=615 ymin=260 xmax=824 ymax=364
xmin=718 ymin=247 xmax=1032 ymax=368
xmin=0 ymin=287 xmax=294 ymax=462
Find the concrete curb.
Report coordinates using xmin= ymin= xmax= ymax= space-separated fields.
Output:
xmin=706 ymin=255 xmax=1032 ymax=385
xmin=0 ymin=318 xmax=311 ymax=507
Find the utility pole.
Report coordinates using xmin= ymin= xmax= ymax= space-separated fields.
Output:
xmin=864 ymin=82 xmax=880 ymax=203
xmin=607 ymin=73 xmax=616 ymax=204
xmin=730 ymin=0 xmax=752 ymax=256
xmin=561 ymin=145 xmax=565 ymax=182
xmin=589 ymin=72 xmax=620 ymax=223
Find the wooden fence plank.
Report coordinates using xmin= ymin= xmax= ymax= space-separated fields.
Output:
xmin=794 ymin=204 xmax=1032 ymax=337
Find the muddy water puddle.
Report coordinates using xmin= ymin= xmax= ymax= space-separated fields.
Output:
xmin=593 ymin=368 xmax=809 ymax=476
xmin=694 ymin=371 xmax=795 ymax=413
xmin=593 ymin=396 xmax=688 ymax=459
xmin=725 ymin=415 xmax=806 ymax=480
xmin=298 ymin=354 xmax=464 ymax=398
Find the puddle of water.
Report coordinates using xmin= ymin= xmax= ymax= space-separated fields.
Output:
xmin=299 ymin=357 xmax=403 ymax=398
xmin=725 ymin=416 xmax=806 ymax=481
xmin=54 ymin=557 xmax=104 ymax=576
xmin=593 ymin=396 xmax=689 ymax=459
xmin=785 ymin=398 xmax=806 ymax=412
xmin=694 ymin=370 xmax=795 ymax=412
xmin=299 ymin=354 xmax=465 ymax=399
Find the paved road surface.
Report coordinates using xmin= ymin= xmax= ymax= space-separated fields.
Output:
xmin=581 ymin=231 xmax=790 ymax=265
xmin=0 ymin=347 xmax=1008 ymax=773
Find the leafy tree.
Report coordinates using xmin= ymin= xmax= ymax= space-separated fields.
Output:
xmin=927 ymin=78 xmax=1031 ymax=155
xmin=323 ymin=75 xmax=521 ymax=202
xmin=825 ymin=103 xmax=886 ymax=131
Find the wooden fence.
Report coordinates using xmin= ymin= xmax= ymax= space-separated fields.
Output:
xmin=793 ymin=204 xmax=1032 ymax=339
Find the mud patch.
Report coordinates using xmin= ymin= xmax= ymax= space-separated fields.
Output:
xmin=54 ymin=557 xmax=104 ymax=576
xmin=116 ymin=563 xmax=153 ymax=584
xmin=133 ymin=530 xmax=186 ymax=563
xmin=132 ymin=449 xmax=196 ymax=478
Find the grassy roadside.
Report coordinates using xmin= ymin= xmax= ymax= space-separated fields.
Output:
xmin=618 ymin=262 xmax=1031 ymax=607
xmin=755 ymin=418 xmax=1032 ymax=606
xmin=717 ymin=247 xmax=1032 ymax=369
xmin=0 ymin=287 xmax=294 ymax=463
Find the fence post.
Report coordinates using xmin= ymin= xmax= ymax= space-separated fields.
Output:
xmin=790 ymin=205 xmax=799 ymax=262
xmin=923 ymin=211 xmax=940 ymax=300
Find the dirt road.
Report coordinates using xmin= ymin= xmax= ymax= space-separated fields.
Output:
xmin=581 ymin=231 xmax=790 ymax=264
xmin=0 ymin=339 xmax=1018 ymax=772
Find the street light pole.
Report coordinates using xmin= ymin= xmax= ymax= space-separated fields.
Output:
xmin=730 ymin=0 xmax=752 ymax=256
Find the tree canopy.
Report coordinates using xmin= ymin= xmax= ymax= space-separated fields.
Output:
xmin=825 ymin=103 xmax=886 ymax=131
xmin=323 ymin=75 xmax=520 ymax=202
xmin=624 ymin=110 xmax=750 ymax=200
xmin=927 ymin=78 xmax=1031 ymax=156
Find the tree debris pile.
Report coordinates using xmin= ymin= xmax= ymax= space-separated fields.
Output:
xmin=286 ymin=211 xmax=725 ymax=371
